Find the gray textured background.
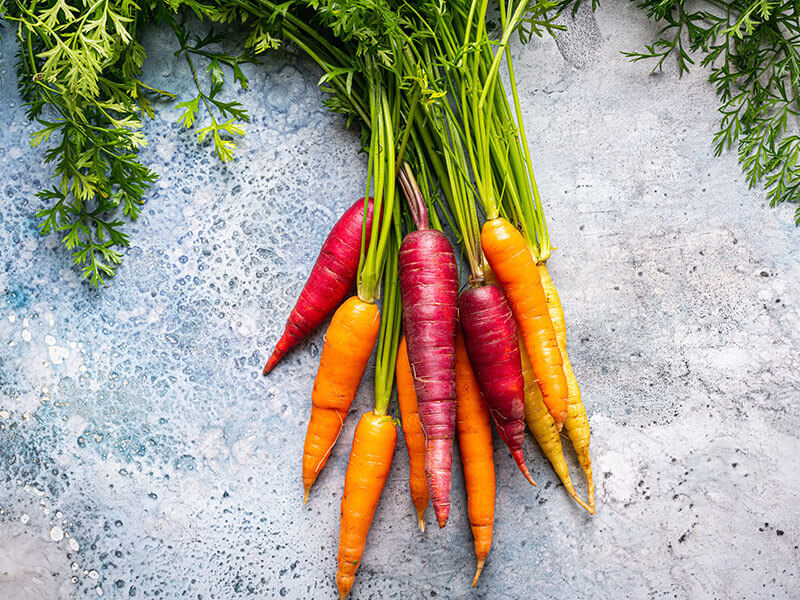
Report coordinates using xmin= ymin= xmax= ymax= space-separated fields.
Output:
xmin=1 ymin=4 xmax=799 ymax=599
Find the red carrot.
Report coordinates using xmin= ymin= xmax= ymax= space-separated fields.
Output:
xmin=397 ymin=165 xmax=459 ymax=528
xmin=459 ymin=283 xmax=535 ymax=486
xmin=263 ymin=197 xmax=375 ymax=375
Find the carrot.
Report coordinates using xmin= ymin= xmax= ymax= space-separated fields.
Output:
xmin=396 ymin=337 xmax=429 ymax=531
xmin=334 ymin=85 xmax=399 ymax=598
xmin=455 ymin=329 xmax=495 ymax=587
xmin=519 ymin=336 xmax=592 ymax=513
xmin=480 ymin=217 xmax=569 ymax=429
xmin=301 ymin=296 xmax=380 ymax=503
xmin=336 ymin=411 xmax=397 ymax=600
xmin=398 ymin=168 xmax=459 ymax=529
xmin=459 ymin=283 xmax=535 ymax=485
xmin=263 ymin=197 xmax=375 ymax=375
xmin=537 ymin=262 xmax=595 ymax=511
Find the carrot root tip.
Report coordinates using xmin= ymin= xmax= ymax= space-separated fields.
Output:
xmin=511 ymin=449 xmax=537 ymax=486
xmin=437 ymin=516 xmax=448 ymax=529
xmin=574 ymin=495 xmax=593 ymax=514
xmin=472 ymin=558 xmax=486 ymax=587
xmin=262 ymin=352 xmax=281 ymax=375
xmin=417 ymin=512 xmax=426 ymax=533
xmin=303 ymin=487 xmax=310 ymax=506
xmin=520 ymin=466 xmax=537 ymax=486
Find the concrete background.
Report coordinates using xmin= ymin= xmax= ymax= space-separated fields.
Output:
xmin=1 ymin=4 xmax=798 ymax=599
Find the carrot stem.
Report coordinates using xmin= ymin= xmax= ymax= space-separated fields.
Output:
xmin=374 ymin=230 xmax=402 ymax=417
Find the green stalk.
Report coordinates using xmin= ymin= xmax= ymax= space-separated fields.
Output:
xmin=373 ymin=225 xmax=402 ymax=416
xmin=358 ymin=73 xmax=398 ymax=303
xmin=505 ymin=48 xmax=551 ymax=261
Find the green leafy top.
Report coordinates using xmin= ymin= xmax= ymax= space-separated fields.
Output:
xmin=4 ymin=0 xmax=157 ymax=285
xmin=169 ymin=15 xmax=257 ymax=162
xmin=1 ymin=0 xmax=258 ymax=285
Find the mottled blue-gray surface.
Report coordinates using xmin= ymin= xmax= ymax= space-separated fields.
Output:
xmin=1 ymin=5 xmax=799 ymax=600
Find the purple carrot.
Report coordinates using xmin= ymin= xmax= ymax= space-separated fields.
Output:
xmin=263 ymin=197 xmax=374 ymax=375
xmin=459 ymin=283 xmax=535 ymax=485
xmin=397 ymin=164 xmax=459 ymax=528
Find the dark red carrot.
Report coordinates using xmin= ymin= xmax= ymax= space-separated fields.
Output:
xmin=263 ymin=197 xmax=375 ymax=375
xmin=459 ymin=283 xmax=535 ymax=486
xmin=397 ymin=165 xmax=459 ymax=529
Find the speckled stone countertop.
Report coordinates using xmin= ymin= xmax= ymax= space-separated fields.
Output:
xmin=1 ymin=4 xmax=799 ymax=600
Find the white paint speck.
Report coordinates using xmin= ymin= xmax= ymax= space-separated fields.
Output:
xmin=48 ymin=345 xmax=70 ymax=365
xmin=22 ymin=318 xmax=29 ymax=327
xmin=66 ymin=414 xmax=88 ymax=436
xmin=88 ymin=570 xmax=99 ymax=579
xmin=199 ymin=428 xmax=226 ymax=460
xmin=0 ymin=410 xmax=9 ymax=419
xmin=50 ymin=526 xmax=64 ymax=542
xmin=21 ymin=329 xmax=32 ymax=342
xmin=44 ymin=335 xmax=56 ymax=345
xmin=20 ymin=514 xmax=29 ymax=524
xmin=8 ymin=315 xmax=16 ymax=323
xmin=68 ymin=537 xmax=79 ymax=551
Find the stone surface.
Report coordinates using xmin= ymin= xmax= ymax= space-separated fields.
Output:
xmin=1 ymin=5 xmax=799 ymax=599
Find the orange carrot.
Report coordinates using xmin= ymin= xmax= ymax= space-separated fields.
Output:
xmin=396 ymin=337 xmax=429 ymax=531
xmin=337 ymin=411 xmax=397 ymax=600
xmin=302 ymin=296 xmax=380 ymax=503
xmin=455 ymin=329 xmax=495 ymax=587
xmin=481 ymin=217 xmax=568 ymax=429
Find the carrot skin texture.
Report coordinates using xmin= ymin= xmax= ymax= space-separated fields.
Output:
xmin=398 ymin=229 xmax=459 ymax=528
xmin=537 ymin=262 xmax=594 ymax=510
xmin=519 ymin=336 xmax=592 ymax=513
xmin=481 ymin=218 xmax=569 ymax=428
xmin=264 ymin=197 xmax=375 ymax=375
xmin=396 ymin=337 xmax=430 ymax=531
xmin=337 ymin=411 xmax=397 ymax=600
xmin=455 ymin=330 xmax=495 ymax=587
xmin=302 ymin=296 xmax=380 ymax=502
xmin=459 ymin=284 xmax=534 ymax=485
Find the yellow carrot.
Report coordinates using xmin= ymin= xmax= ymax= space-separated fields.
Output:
xmin=519 ymin=336 xmax=592 ymax=514
xmin=537 ymin=262 xmax=594 ymax=511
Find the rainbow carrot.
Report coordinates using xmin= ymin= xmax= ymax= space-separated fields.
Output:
xmin=396 ymin=337 xmax=429 ymax=531
xmin=264 ymin=197 xmax=374 ymax=374
xmin=481 ymin=217 xmax=569 ymax=429
xmin=302 ymin=296 xmax=380 ymax=503
xmin=455 ymin=329 xmax=495 ymax=586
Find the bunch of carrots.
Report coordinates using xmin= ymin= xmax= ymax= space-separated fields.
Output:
xmin=244 ymin=0 xmax=594 ymax=596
